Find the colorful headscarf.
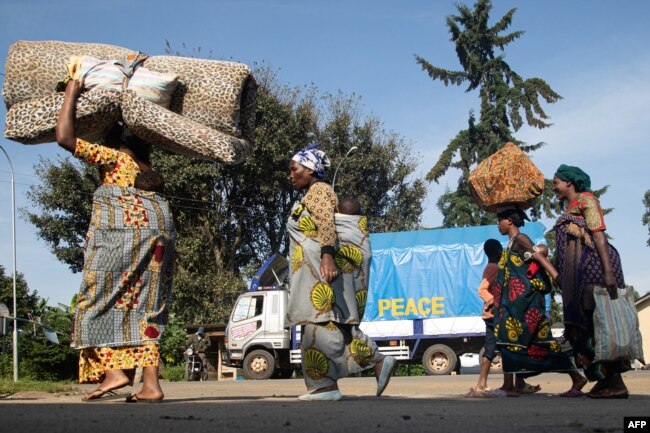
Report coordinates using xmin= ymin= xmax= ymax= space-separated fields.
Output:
xmin=291 ymin=143 xmax=331 ymax=179
xmin=554 ymin=164 xmax=591 ymax=192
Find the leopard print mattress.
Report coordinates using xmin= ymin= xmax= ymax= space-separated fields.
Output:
xmin=2 ymin=40 xmax=256 ymax=162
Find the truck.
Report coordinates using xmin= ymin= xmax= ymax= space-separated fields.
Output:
xmin=222 ymin=222 xmax=547 ymax=379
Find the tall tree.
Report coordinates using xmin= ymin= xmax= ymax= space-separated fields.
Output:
xmin=24 ymin=66 xmax=426 ymax=326
xmin=415 ymin=0 xmax=561 ymax=227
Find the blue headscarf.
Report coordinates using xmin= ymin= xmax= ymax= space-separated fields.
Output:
xmin=291 ymin=143 xmax=331 ymax=179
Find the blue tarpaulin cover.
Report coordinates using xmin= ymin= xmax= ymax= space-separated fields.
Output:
xmin=364 ymin=222 xmax=546 ymax=321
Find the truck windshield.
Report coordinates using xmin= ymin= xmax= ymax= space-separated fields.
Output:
xmin=232 ymin=295 xmax=264 ymax=322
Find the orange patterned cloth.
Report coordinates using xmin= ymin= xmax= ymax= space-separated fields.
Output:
xmin=74 ymin=138 xmax=140 ymax=187
xmin=79 ymin=342 xmax=159 ymax=383
xmin=566 ymin=192 xmax=606 ymax=232
xmin=468 ymin=142 xmax=545 ymax=212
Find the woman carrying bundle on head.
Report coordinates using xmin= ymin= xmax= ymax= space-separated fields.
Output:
xmin=492 ymin=206 xmax=587 ymax=397
xmin=56 ymin=79 xmax=175 ymax=403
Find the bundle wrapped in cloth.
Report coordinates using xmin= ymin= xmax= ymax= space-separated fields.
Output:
xmin=3 ymin=40 xmax=257 ymax=163
xmin=468 ymin=142 xmax=545 ymax=212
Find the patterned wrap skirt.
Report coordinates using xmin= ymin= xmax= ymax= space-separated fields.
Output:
xmin=494 ymin=247 xmax=575 ymax=374
xmin=554 ymin=215 xmax=629 ymax=381
xmin=287 ymin=206 xmax=382 ymax=390
xmin=71 ymin=185 xmax=175 ymax=382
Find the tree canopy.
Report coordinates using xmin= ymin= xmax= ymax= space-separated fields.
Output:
xmin=0 ymin=265 xmax=77 ymax=380
xmin=415 ymin=0 xmax=561 ymax=227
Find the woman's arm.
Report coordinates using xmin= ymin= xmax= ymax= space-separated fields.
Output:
xmin=578 ymin=195 xmax=617 ymax=299
xmin=592 ymin=230 xmax=618 ymax=299
xmin=56 ymin=80 xmax=82 ymax=153
xmin=515 ymin=235 xmax=559 ymax=282
xmin=532 ymin=251 xmax=560 ymax=283
xmin=320 ymin=253 xmax=337 ymax=283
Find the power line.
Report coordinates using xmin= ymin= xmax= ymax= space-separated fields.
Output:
xmin=0 ymin=170 xmax=294 ymax=216
xmin=0 ymin=178 xmax=295 ymax=221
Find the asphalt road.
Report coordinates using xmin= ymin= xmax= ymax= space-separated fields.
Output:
xmin=2 ymin=370 xmax=649 ymax=433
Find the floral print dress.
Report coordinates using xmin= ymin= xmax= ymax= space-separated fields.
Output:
xmin=493 ymin=233 xmax=574 ymax=374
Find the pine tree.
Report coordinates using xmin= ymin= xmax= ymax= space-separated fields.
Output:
xmin=415 ymin=0 xmax=561 ymax=226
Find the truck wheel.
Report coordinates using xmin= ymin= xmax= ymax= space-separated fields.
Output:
xmin=422 ymin=344 xmax=457 ymax=375
xmin=478 ymin=348 xmax=503 ymax=374
xmin=243 ymin=349 xmax=276 ymax=380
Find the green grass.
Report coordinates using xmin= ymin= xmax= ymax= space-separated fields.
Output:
xmin=161 ymin=364 xmax=185 ymax=382
xmin=0 ymin=378 xmax=78 ymax=395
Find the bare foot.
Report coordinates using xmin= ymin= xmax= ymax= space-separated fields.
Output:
xmin=96 ymin=370 xmax=133 ymax=393
xmin=573 ymin=375 xmax=588 ymax=392
xmin=129 ymin=388 xmax=164 ymax=401
xmin=588 ymin=379 xmax=607 ymax=396
xmin=83 ymin=370 xmax=133 ymax=401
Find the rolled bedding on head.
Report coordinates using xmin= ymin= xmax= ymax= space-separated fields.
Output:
xmin=121 ymin=90 xmax=254 ymax=163
xmin=3 ymin=89 xmax=122 ymax=144
xmin=2 ymin=40 xmax=257 ymax=163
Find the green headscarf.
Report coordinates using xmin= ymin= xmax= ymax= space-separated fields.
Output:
xmin=554 ymin=164 xmax=591 ymax=192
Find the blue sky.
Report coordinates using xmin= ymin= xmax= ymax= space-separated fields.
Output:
xmin=1 ymin=0 xmax=649 ymax=306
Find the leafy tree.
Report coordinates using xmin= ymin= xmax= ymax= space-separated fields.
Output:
xmin=641 ymin=189 xmax=650 ymax=247
xmin=0 ymin=265 xmax=38 ymax=322
xmin=159 ymin=315 xmax=188 ymax=366
xmin=24 ymin=66 xmax=426 ymax=329
xmin=415 ymin=0 xmax=561 ymax=227
xmin=0 ymin=267 xmax=76 ymax=380
xmin=24 ymin=158 xmax=97 ymax=272
xmin=17 ymin=299 xmax=77 ymax=380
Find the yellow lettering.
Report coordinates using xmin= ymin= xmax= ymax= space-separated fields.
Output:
xmin=378 ymin=299 xmax=390 ymax=317
xmin=430 ymin=297 xmax=444 ymax=315
xmin=418 ymin=297 xmax=431 ymax=315
xmin=378 ymin=296 xmax=445 ymax=317
xmin=391 ymin=298 xmax=405 ymax=316
xmin=404 ymin=298 xmax=418 ymax=315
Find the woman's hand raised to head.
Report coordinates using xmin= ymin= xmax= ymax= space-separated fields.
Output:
xmin=320 ymin=253 xmax=339 ymax=283
xmin=56 ymin=79 xmax=82 ymax=153
xmin=64 ymin=79 xmax=82 ymax=99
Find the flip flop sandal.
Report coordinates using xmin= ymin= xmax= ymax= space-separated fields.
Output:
xmin=82 ymin=389 xmax=121 ymax=402
xmin=485 ymin=389 xmax=519 ymax=398
xmin=588 ymin=388 xmax=629 ymax=399
xmin=559 ymin=389 xmax=586 ymax=397
xmin=125 ymin=393 xmax=164 ymax=403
